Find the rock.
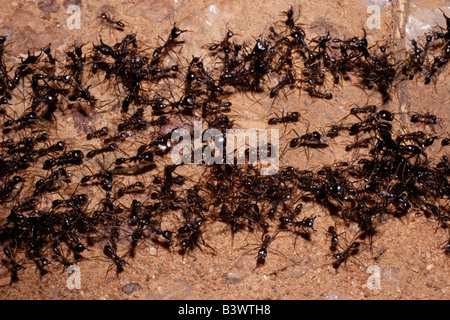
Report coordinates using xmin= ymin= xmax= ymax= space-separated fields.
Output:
xmin=222 ymin=272 xmax=241 ymax=285
xmin=381 ymin=267 xmax=403 ymax=286
xmin=160 ymin=279 xmax=194 ymax=300
xmin=122 ymin=283 xmax=142 ymax=295
xmin=38 ymin=0 xmax=60 ymax=13
xmin=320 ymin=291 xmax=340 ymax=300
xmin=233 ymin=255 xmax=254 ymax=277
xmin=63 ymin=0 xmax=82 ymax=8
xmin=125 ymin=0 xmax=174 ymax=21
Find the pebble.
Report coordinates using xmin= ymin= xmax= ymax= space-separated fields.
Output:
xmin=320 ymin=291 xmax=340 ymax=300
xmin=160 ymin=279 xmax=194 ymax=300
xmin=38 ymin=0 xmax=60 ymax=13
xmin=125 ymin=0 xmax=174 ymax=21
xmin=148 ymin=247 xmax=157 ymax=256
xmin=381 ymin=267 xmax=403 ymax=286
xmin=63 ymin=0 xmax=82 ymax=8
xmin=232 ymin=255 xmax=254 ymax=277
xmin=222 ymin=272 xmax=241 ymax=285
xmin=122 ymin=283 xmax=142 ymax=295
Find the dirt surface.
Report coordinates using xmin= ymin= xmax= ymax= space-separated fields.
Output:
xmin=0 ymin=0 xmax=449 ymax=300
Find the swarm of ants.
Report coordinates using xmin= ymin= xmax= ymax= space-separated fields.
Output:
xmin=0 ymin=8 xmax=448 ymax=283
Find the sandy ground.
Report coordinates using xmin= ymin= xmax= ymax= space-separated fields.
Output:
xmin=0 ymin=0 xmax=449 ymax=300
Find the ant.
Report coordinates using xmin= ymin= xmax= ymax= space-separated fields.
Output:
xmin=103 ymin=244 xmax=127 ymax=274
xmin=117 ymin=181 xmax=145 ymax=198
xmin=279 ymin=216 xmax=317 ymax=242
xmin=345 ymin=137 xmax=376 ymax=152
xmin=66 ymin=44 xmax=86 ymax=85
xmin=103 ymin=131 xmax=132 ymax=145
xmin=35 ymin=141 xmax=66 ymax=158
xmin=11 ymin=198 xmax=39 ymax=214
xmin=81 ymin=170 xmax=113 ymax=184
xmin=442 ymin=240 xmax=450 ymax=255
xmin=410 ymin=113 xmax=437 ymax=125
xmin=268 ymin=111 xmax=300 ymax=125
xmin=202 ymin=102 xmax=232 ymax=115
xmin=41 ymin=43 xmax=56 ymax=65
xmin=2 ymin=247 xmax=25 ymax=282
xmin=3 ymin=111 xmax=38 ymax=128
xmin=152 ymin=23 xmax=188 ymax=62
xmin=325 ymin=124 xmax=349 ymax=139
xmin=269 ymin=71 xmax=296 ymax=98
xmin=441 ymin=138 xmax=449 ymax=147
xmin=92 ymin=37 xmax=114 ymax=57
xmin=256 ymin=234 xmax=273 ymax=267
xmin=350 ymin=104 xmax=377 ymax=115
xmin=100 ymin=12 xmax=125 ymax=31
xmin=20 ymin=50 xmax=42 ymax=65
xmin=52 ymin=193 xmax=88 ymax=210
xmin=325 ymin=225 xmax=341 ymax=252
xmin=333 ymin=240 xmax=360 ymax=269
xmin=208 ymin=28 xmax=236 ymax=67
xmin=0 ymin=176 xmax=24 ymax=203
xmin=305 ymin=87 xmax=332 ymax=100
xmin=289 ymin=131 xmax=322 ymax=148
xmin=68 ymin=85 xmax=96 ymax=106
xmin=86 ymin=143 xmax=118 ymax=159
xmin=33 ymin=168 xmax=71 ymax=195
xmin=87 ymin=126 xmax=109 ymax=140
xmin=115 ymin=151 xmax=154 ymax=165
xmin=42 ymin=150 xmax=84 ymax=169
xmin=177 ymin=218 xmax=214 ymax=254
xmin=51 ymin=247 xmax=72 ymax=267
xmin=117 ymin=108 xmax=146 ymax=131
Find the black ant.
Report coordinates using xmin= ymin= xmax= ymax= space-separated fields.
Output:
xmin=41 ymin=43 xmax=56 ymax=65
xmin=410 ymin=113 xmax=437 ymax=125
xmin=100 ymin=12 xmax=125 ymax=31
xmin=51 ymin=247 xmax=72 ymax=268
xmin=350 ymin=104 xmax=377 ymax=115
xmin=68 ymin=85 xmax=96 ymax=106
xmin=20 ymin=50 xmax=42 ymax=65
xmin=86 ymin=143 xmax=117 ymax=159
xmin=269 ymin=71 xmax=296 ymax=98
xmin=87 ymin=126 xmax=109 ymax=140
xmin=333 ymin=241 xmax=360 ymax=269
xmin=325 ymin=225 xmax=342 ymax=252
xmin=80 ymin=170 xmax=113 ymax=184
xmin=0 ymin=176 xmax=24 ymax=203
xmin=117 ymin=181 xmax=145 ymax=198
xmin=256 ymin=234 xmax=272 ymax=267
xmin=33 ymin=168 xmax=71 ymax=195
xmin=115 ymin=151 xmax=154 ymax=165
xmin=345 ymin=137 xmax=376 ymax=152
xmin=103 ymin=245 xmax=127 ymax=274
xmin=289 ymin=131 xmax=322 ymax=148
xmin=43 ymin=150 xmax=84 ymax=169
xmin=268 ymin=111 xmax=300 ymax=125
xmin=103 ymin=131 xmax=132 ymax=145
xmin=177 ymin=218 xmax=214 ymax=254
xmin=152 ymin=23 xmax=188 ymax=62
xmin=2 ymin=247 xmax=25 ymax=282
xmin=3 ymin=111 xmax=38 ymax=128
